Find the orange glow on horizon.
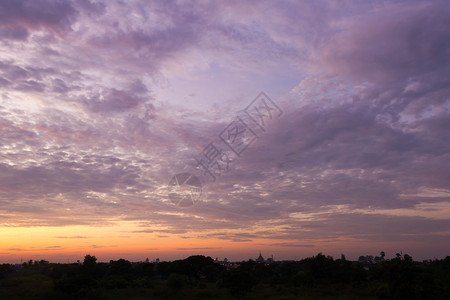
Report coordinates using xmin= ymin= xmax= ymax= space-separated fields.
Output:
xmin=1 ymin=220 xmax=449 ymax=264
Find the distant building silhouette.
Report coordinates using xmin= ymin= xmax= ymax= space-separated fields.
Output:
xmin=256 ymin=252 xmax=265 ymax=263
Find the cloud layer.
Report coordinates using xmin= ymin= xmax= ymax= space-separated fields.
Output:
xmin=0 ymin=0 xmax=449 ymax=260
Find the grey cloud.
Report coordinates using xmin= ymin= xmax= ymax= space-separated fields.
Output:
xmin=177 ymin=247 xmax=221 ymax=250
xmin=73 ymin=0 xmax=106 ymax=16
xmin=82 ymin=88 xmax=148 ymax=113
xmin=51 ymin=78 xmax=70 ymax=93
xmin=0 ymin=0 xmax=77 ymax=39
xmin=0 ymin=25 xmax=29 ymax=40
xmin=269 ymin=243 xmax=315 ymax=248
xmin=315 ymin=1 xmax=450 ymax=84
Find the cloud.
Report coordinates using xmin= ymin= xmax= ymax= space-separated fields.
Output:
xmin=314 ymin=1 xmax=450 ymax=84
xmin=269 ymin=243 xmax=315 ymax=248
xmin=176 ymin=247 xmax=221 ymax=250
xmin=0 ymin=25 xmax=29 ymax=40
xmin=80 ymin=81 xmax=151 ymax=114
xmin=0 ymin=0 xmax=77 ymax=39
xmin=8 ymin=246 xmax=63 ymax=251
xmin=0 ymin=0 xmax=448 ymax=260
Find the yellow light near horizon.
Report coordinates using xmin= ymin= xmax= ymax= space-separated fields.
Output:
xmin=0 ymin=221 xmax=261 ymax=262
xmin=0 ymin=221 xmax=248 ymax=260
xmin=0 ymin=221 xmax=159 ymax=259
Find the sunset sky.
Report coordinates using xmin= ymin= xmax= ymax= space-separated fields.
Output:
xmin=1 ymin=0 xmax=449 ymax=263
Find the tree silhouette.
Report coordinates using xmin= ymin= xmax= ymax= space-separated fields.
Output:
xmin=5 ymin=253 xmax=450 ymax=299
xmin=109 ymin=258 xmax=131 ymax=274
xmin=83 ymin=254 xmax=97 ymax=267
xmin=81 ymin=254 xmax=103 ymax=278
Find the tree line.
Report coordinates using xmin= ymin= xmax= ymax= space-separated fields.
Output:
xmin=0 ymin=252 xmax=449 ymax=299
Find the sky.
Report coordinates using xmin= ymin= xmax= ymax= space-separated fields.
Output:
xmin=0 ymin=0 xmax=449 ymax=263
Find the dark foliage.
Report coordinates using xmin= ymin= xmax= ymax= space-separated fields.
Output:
xmin=155 ymin=255 xmax=225 ymax=282
xmin=1 ymin=253 xmax=449 ymax=299
xmin=0 ymin=264 xmax=14 ymax=279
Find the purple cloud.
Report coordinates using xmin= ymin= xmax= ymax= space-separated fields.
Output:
xmin=0 ymin=0 xmax=77 ymax=39
xmin=314 ymin=1 xmax=450 ymax=84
